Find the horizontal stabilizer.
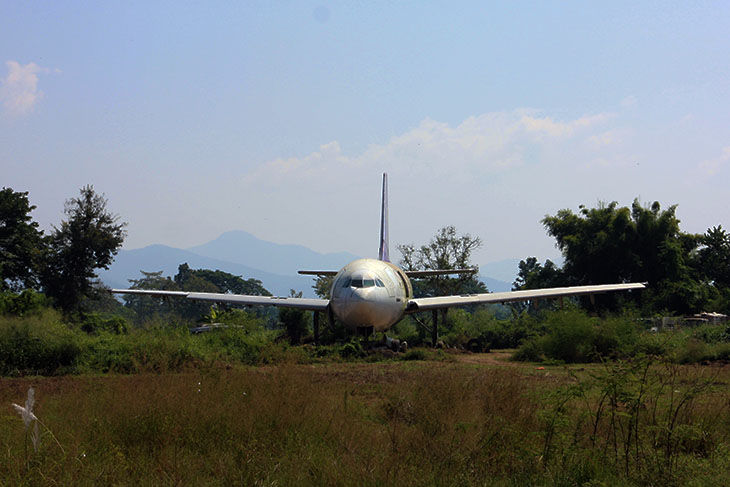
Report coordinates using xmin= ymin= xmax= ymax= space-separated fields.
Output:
xmin=298 ymin=270 xmax=338 ymax=276
xmin=405 ymin=269 xmax=477 ymax=278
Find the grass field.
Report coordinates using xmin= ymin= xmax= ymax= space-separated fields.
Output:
xmin=3 ymin=352 xmax=730 ymax=486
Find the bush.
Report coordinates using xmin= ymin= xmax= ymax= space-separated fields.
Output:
xmin=338 ymin=339 xmax=364 ymax=359
xmin=540 ymin=310 xmax=596 ymax=363
xmin=401 ymin=349 xmax=426 ymax=361
xmin=0 ymin=310 xmax=81 ymax=375
xmin=79 ymin=312 xmax=129 ymax=334
xmin=512 ymin=338 xmax=543 ymax=362
xmin=0 ymin=290 xmax=48 ymax=316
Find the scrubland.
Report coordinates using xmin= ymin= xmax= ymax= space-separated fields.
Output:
xmin=3 ymin=357 xmax=730 ymax=486
xmin=4 ymin=305 xmax=730 ymax=485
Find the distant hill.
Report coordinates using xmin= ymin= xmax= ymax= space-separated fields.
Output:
xmin=99 ymin=231 xmax=516 ymax=297
xmin=187 ymin=230 xmax=359 ymax=275
xmin=478 ymin=275 xmax=512 ymax=293
xmin=479 ymin=259 xmax=521 ymax=289
xmin=98 ymin=244 xmax=319 ymax=297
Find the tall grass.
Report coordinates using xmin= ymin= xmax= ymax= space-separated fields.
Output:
xmin=1 ymin=362 xmax=729 ymax=486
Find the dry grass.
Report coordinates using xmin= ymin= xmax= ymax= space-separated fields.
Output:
xmin=1 ymin=359 xmax=729 ymax=486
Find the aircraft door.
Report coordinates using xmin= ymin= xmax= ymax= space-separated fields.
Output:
xmin=382 ymin=267 xmax=398 ymax=298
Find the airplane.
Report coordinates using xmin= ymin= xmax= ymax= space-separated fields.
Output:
xmin=111 ymin=174 xmax=645 ymax=347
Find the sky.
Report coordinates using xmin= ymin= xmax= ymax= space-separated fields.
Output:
xmin=2 ymin=1 xmax=729 ymax=269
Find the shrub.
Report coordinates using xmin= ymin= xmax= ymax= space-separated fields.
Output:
xmin=512 ymin=338 xmax=543 ymax=362
xmin=79 ymin=312 xmax=129 ymax=335
xmin=0 ymin=290 xmax=48 ymax=316
xmin=540 ymin=310 xmax=596 ymax=363
xmin=0 ymin=310 xmax=81 ymax=375
xmin=338 ymin=339 xmax=364 ymax=359
xmin=401 ymin=349 xmax=426 ymax=361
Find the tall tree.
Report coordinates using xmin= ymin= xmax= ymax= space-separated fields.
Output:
xmin=697 ymin=226 xmax=730 ymax=287
xmin=696 ymin=226 xmax=730 ymax=313
xmin=398 ymin=225 xmax=487 ymax=298
xmin=542 ymin=199 xmax=704 ymax=313
xmin=513 ymin=257 xmax=565 ymax=291
xmin=0 ymin=188 xmax=45 ymax=291
xmin=43 ymin=186 xmax=126 ymax=313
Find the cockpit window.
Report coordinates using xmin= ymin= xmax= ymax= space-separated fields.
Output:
xmin=341 ymin=278 xmax=351 ymax=288
xmin=349 ymin=278 xmax=376 ymax=288
xmin=375 ymin=279 xmax=385 ymax=287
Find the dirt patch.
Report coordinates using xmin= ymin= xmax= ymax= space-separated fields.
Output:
xmin=448 ymin=349 xmax=520 ymax=366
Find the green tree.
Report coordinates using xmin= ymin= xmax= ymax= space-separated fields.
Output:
xmin=123 ymin=270 xmax=181 ymax=320
xmin=124 ymin=264 xmax=275 ymax=324
xmin=43 ymin=186 xmax=126 ymax=313
xmin=278 ymin=289 xmax=310 ymax=344
xmin=174 ymin=263 xmax=271 ymax=296
xmin=697 ymin=226 xmax=730 ymax=287
xmin=0 ymin=188 xmax=45 ymax=291
xmin=398 ymin=225 xmax=487 ymax=298
xmin=696 ymin=226 xmax=730 ymax=313
xmin=312 ymin=275 xmax=334 ymax=299
xmin=513 ymin=257 xmax=565 ymax=291
xmin=542 ymin=199 xmax=704 ymax=313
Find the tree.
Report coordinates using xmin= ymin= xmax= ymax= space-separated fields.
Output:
xmin=697 ymin=226 xmax=730 ymax=287
xmin=696 ymin=226 xmax=730 ymax=313
xmin=123 ymin=270 xmax=181 ymax=320
xmin=43 ymin=186 xmax=126 ymax=313
xmin=541 ymin=199 xmax=704 ymax=314
xmin=279 ymin=290 xmax=310 ymax=344
xmin=312 ymin=275 xmax=334 ymax=299
xmin=123 ymin=264 xmax=275 ymax=324
xmin=513 ymin=257 xmax=565 ymax=291
xmin=174 ymin=263 xmax=271 ymax=296
xmin=0 ymin=188 xmax=45 ymax=291
xmin=398 ymin=225 xmax=487 ymax=298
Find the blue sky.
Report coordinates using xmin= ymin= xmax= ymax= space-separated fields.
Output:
xmin=2 ymin=1 xmax=729 ymax=268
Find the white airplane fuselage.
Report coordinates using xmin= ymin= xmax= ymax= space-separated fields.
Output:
xmin=330 ymin=258 xmax=413 ymax=333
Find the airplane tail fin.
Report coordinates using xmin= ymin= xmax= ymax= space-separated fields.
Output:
xmin=378 ymin=173 xmax=390 ymax=262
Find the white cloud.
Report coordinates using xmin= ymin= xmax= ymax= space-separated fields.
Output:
xmin=620 ymin=95 xmax=637 ymax=109
xmin=520 ymin=112 xmax=614 ymax=138
xmin=221 ymin=109 xmax=626 ymax=260
xmin=0 ymin=60 xmax=48 ymax=116
xmin=587 ymin=129 xmax=627 ymax=148
xmin=244 ymin=110 xmax=616 ymax=188
xmin=698 ymin=146 xmax=730 ymax=176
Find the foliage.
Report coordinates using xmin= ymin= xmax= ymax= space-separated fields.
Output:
xmin=697 ymin=225 xmax=730 ymax=286
xmin=513 ymin=256 xmax=565 ymax=290
xmin=0 ymin=309 xmax=81 ymax=375
xmin=78 ymin=312 xmax=129 ymax=335
xmin=398 ymin=225 xmax=487 ymax=298
xmin=312 ymin=274 xmax=334 ymax=299
xmin=512 ymin=310 xmax=643 ymax=363
xmin=0 ymin=290 xmax=48 ymax=316
xmin=42 ymin=186 xmax=126 ymax=313
xmin=0 ymin=187 xmax=45 ymax=291
xmin=278 ymin=290 xmax=310 ymax=344
xmin=123 ymin=264 xmax=275 ymax=325
xmin=539 ymin=199 xmax=711 ymax=314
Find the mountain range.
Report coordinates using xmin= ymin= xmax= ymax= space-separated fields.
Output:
xmin=98 ymin=231 xmax=516 ymax=297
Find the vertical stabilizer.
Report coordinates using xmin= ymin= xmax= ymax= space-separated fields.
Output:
xmin=378 ymin=173 xmax=390 ymax=262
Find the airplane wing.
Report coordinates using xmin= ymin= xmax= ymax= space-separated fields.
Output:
xmin=110 ymin=289 xmax=330 ymax=311
xmin=406 ymin=282 xmax=646 ymax=312
xmin=297 ymin=270 xmax=338 ymax=276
